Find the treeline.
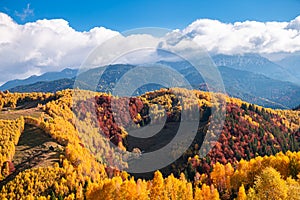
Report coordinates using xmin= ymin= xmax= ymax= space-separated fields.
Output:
xmin=2 ymin=149 xmax=300 ymax=199
xmin=77 ymin=151 xmax=300 ymax=200
xmin=0 ymin=91 xmax=56 ymax=110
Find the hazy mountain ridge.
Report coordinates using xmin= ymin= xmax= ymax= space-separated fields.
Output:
xmin=6 ymin=63 xmax=300 ymax=109
xmin=277 ymin=54 xmax=300 ymax=81
xmin=2 ymin=54 xmax=300 ymax=109
xmin=218 ymin=66 xmax=300 ymax=109
xmin=4 ymin=53 xmax=297 ymax=90
xmin=212 ymin=53 xmax=299 ymax=85
xmin=9 ymin=78 xmax=76 ymax=93
xmin=0 ymin=68 xmax=78 ymax=91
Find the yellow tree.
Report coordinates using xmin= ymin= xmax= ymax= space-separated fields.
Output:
xmin=231 ymin=159 xmax=250 ymax=191
xmin=164 ymin=174 xmax=180 ymax=200
xmin=211 ymin=162 xmax=225 ymax=191
xmin=178 ymin=173 xmax=193 ymax=200
xmin=118 ymin=178 xmax=138 ymax=200
xmin=253 ymin=167 xmax=288 ymax=200
xmin=200 ymin=184 xmax=211 ymax=200
xmin=237 ymin=184 xmax=247 ymax=200
xmin=286 ymin=177 xmax=300 ymax=200
xmin=211 ymin=162 xmax=233 ymax=198
xmin=246 ymin=187 xmax=257 ymax=200
xmin=210 ymin=185 xmax=220 ymax=200
xmin=86 ymin=177 xmax=122 ymax=200
xmin=136 ymin=179 xmax=149 ymax=200
xmin=149 ymin=171 xmax=165 ymax=200
xmin=194 ymin=184 xmax=220 ymax=200
xmin=194 ymin=186 xmax=204 ymax=200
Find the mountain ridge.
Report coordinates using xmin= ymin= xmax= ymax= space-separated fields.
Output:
xmin=2 ymin=53 xmax=300 ymax=109
xmin=212 ymin=53 xmax=299 ymax=85
xmin=7 ymin=63 xmax=300 ymax=109
xmin=0 ymin=68 xmax=78 ymax=91
xmin=3 ymin=53 xmax=299 ymax=91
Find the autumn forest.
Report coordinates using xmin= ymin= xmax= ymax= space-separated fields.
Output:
xmin=0 ymin=88 xmax=299 ymax=199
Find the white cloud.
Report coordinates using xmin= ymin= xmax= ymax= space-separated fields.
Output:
xmin=0 ymin=12 xmax=119 ymax=84
xmin=182 ymin=16 xmax=300 ymax=54
xmin=286 ymin=16 xmax=300 ymax=30
xmin=84 ymin=34 xmax=161 ymax=68
xmin=0 ymin=12 xmax=300 ymax=85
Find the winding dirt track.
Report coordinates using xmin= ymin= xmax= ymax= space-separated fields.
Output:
xmin=0 ymin=124 xmax=62 ymax=189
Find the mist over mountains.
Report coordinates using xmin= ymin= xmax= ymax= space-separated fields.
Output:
xmin=1 ymin=53 xmax=299 ymax=109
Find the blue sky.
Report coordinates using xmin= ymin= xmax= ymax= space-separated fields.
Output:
xmin=1 ymin=0 xmax=300 ymax=31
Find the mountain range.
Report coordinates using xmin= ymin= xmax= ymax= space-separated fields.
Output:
xmin=2 ymin=54 xmax=299 ymax=109
xmin=0 ymin=68 xmax=78 ymax=91
xmin=212 ymin=53 xmax=300 ymax=85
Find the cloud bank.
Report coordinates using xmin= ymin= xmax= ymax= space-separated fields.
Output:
xmin=0 ymin=13 xmax=119 ymax=84
xmin=0 ymin=12 xmax=300 ymax=84
xmin=183 ymin=16 xmax=300 ymax=54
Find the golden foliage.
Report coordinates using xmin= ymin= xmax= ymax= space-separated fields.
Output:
xmin=0 ymin=89 xmax=300 ymax=199
xmin=0 ymin=117 xmax=24 ymax=180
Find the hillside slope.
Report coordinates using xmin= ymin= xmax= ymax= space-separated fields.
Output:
xmin=0 ymin=89 xmax=299 ymax=199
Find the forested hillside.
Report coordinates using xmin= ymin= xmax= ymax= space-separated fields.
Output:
xmin=0 ymin=89 xmax=299 ymax=199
